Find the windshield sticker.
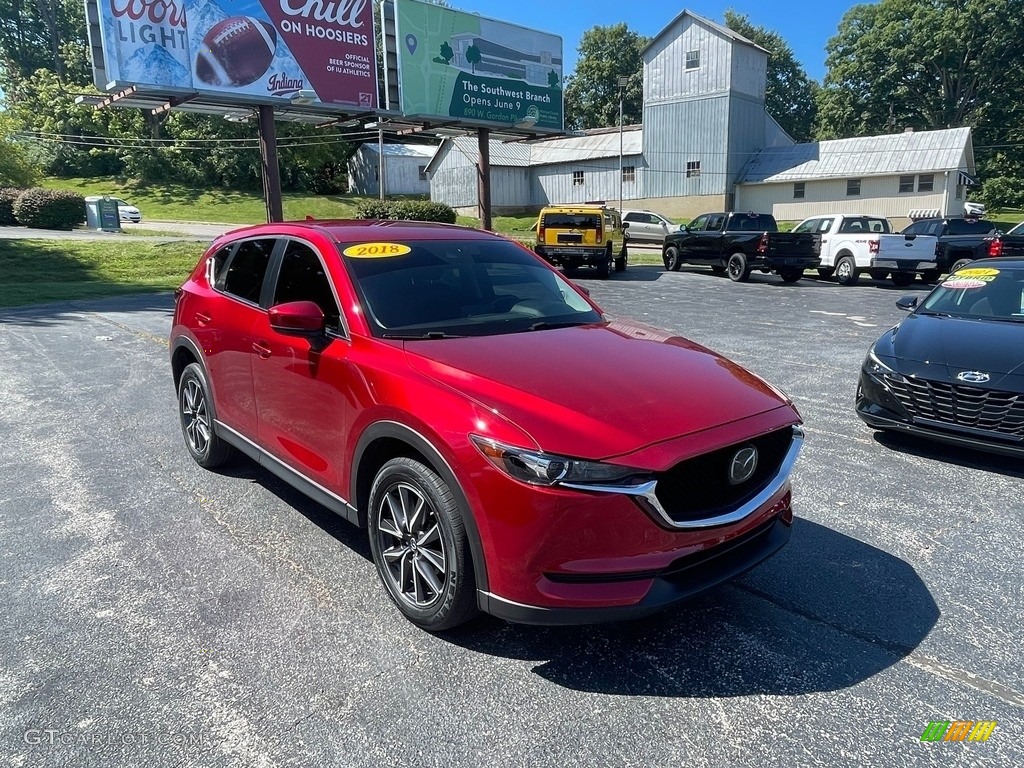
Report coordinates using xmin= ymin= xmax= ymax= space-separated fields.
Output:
xmin=343 ymin=242 xmax=412 ymax=258
xmin=942 ymin=278 xmax=987 ymax=290
xmin=954 ymin=267 xmax=999 ymax=278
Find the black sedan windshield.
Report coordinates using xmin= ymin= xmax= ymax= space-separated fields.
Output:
xmin=340 ymin=238 xmax=602 ymax=337
xmin=920 ymin=266 xmax=1024 ymax=321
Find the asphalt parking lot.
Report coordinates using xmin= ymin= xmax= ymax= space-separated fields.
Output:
xmin=1 ymin=265 xmax=1020 ymax=767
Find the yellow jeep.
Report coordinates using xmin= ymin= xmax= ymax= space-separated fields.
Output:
xmin=534 ymin=205 xmax=627 ymax=279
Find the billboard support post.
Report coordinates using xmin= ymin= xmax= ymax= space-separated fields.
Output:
xmin=379 ymin=127 xmax=386 ymax=200
xmin=477 ymin=127 xmax=492 ymax=231
xmin=258 ymin=105 xmax=283 ymax=223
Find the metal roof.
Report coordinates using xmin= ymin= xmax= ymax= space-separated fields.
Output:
xmin=363 ymin=143 xmax=437 ymax=157
xmin=738 ymin=127 xmax=973 ymax=184
xmin=641 ymin=9 xmax=769 ymax=57
xmin=427 ymin=126 xmax=643 ymax=172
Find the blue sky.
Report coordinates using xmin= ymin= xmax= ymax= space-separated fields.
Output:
xmin=455 ymin=1 xmax=854 ymax=82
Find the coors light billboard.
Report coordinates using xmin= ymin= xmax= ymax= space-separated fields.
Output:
xmin=95 ymin=0 xmax=378 ymax=107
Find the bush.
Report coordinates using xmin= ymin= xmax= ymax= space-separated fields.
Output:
xmin=13 ymin=188 xmax=86 ymax=230
xmin=0 ymin=187 xmax=25 ymax=225
xmin=355 ymin=199 xmax=457 ymax=224
xmin=980 ymin=176 xmax=1024 ymax=211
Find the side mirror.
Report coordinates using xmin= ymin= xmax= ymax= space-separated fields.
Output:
xmin=895 ymin=295 xmax=919 ymax=312
xmin=621 ymin=221 xmax=629 ymax=229
xmin=269 ymin=300 xmax=325 ymax=335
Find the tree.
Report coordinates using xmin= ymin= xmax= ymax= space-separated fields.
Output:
xmin=817 ymin=0 xmax=1024 ymax=138
xmin=563 ymin=24 xmax=647 ymax=131
xmin=440 ymin=41 xmax=454 ymax=64
xmin=548 ymin=70 xmax=559 ymax=89
xmin=723 ymin=11 xmax=818 ymax=142
xmin=0 ymin=0 xmax=90 ymax=86
xmin=465 ymin=44 xmax=481 ymax=74
xmin=0 ymin=113 xmax=39 ymax=187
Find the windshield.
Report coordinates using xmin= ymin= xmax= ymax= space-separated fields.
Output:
xmin=340 ymin=238 xmax=602 ymax=338
xmin=919 ymin=266 xmax=1024 ymax=322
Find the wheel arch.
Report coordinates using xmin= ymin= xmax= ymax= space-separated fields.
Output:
xmin=352 ymin=421 xmax=489 ymax=592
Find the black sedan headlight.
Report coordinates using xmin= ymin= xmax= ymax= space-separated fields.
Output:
xmin=864 ymin=346 xmax=896 ymax=377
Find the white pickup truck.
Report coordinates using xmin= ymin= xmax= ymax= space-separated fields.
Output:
xmin=792 ymin=214 xmax=939 ymax=286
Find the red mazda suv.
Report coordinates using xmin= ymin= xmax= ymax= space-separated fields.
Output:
xmin=170 ymin=220 xmax=804 ymax=630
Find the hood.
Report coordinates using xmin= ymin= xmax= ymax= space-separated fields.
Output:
xmin=405 ymin=320 xmax=795 ymax=460
xmin=877 ymin=312 xmax=1024 ymax=387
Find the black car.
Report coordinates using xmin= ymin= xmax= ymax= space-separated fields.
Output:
xmin=857 ymin=258 xmax=1024 ymax=457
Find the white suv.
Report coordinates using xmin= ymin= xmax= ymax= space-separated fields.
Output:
xmin=622 ymin=210 xmax=679 ymax=244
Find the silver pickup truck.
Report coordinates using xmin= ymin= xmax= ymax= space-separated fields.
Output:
xmin=792 ymin=214 xmax=940 ymax=286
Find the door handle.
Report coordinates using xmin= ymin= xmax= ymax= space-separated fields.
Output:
xmin=194 ymin=312 xmax=212 ymax=325
xmin=252 ymin=342 xmax=272 ymax=359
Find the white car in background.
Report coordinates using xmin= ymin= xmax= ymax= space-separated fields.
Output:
xmin=112 ymin=198 xmax=142 ymax=223
xmin=963 ymin=201 xmax=986 ymax=217
xmin=621 ymin=209 xmax=680 ymax=244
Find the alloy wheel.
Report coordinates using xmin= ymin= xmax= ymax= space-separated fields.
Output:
xmin=375 ymin=482 xmax=448 ymax=608
xmin=181 ymin=379 xmax=211 ymax=455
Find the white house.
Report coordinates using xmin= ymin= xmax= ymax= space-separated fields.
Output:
xmin=348 ymin=143 xmax=436 ymax=196
xmin=425 ymin=9 xmax=978 ymax=224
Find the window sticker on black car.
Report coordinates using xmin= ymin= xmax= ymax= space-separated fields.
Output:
xmin=955 ymin=267 xmax=999 ymax=278
xmin=942 ymin=278 xmax=987 ymax=290
xmin=343 ymin=242 xmax=412 ymax=258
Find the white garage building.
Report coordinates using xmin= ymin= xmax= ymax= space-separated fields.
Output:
xmin=425 ymin=9 xmax=977 ymax=225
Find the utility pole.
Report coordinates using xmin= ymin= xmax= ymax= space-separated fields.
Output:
xmin=477 ymin=127 xmax=492 ymax=230
xmin=617 ymin=76 xmax=629 ymax=213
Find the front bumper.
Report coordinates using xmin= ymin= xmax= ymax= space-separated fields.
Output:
xmin=856 ymin=370 xmax=1024 ymax=458
xmin=464 ymin=423 xmax=802 ymax=625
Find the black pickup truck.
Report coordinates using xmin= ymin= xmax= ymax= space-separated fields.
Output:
xmin=987 ymin=221 xmax=1024 ymax=260
xmin=661 ymin=212 xmax=821 ymax=282
xmin=900 ymin=217 xmax=1000 ymax=273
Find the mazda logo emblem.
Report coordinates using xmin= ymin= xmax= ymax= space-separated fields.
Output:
xmin=728 ymin=446 xmax=758 ymax=485
xmin=957 ymin=371 xmax=991 ymax=384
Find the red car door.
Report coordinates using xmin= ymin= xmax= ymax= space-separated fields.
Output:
xmin=203 ymin=237 xmax=278 ymax=440
xmin=251 ymin=238 xmax=356 ymax=494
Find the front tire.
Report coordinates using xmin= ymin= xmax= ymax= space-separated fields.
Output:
xmin=726 ymin=252 xmax=751 ymax=282
xmin=178 ymin=362 xmax=234 ymax=468
xmin=835 ymin=255 xmax=860 ymax=286
xmin=368 ymin=457 xmax=478 ymax=631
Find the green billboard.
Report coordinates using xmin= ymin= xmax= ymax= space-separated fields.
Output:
xmin=393 ymin=0 xmax=563 ymax=131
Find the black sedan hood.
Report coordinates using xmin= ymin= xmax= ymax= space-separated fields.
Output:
xmin=875 ymin=312 xmax=1024 ymax=390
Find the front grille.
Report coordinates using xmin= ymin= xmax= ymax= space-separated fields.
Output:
xmin=883 ymin=375 xmax=1024 ymax=438
xmin=653 ymin=428 xmax=793 ymax=523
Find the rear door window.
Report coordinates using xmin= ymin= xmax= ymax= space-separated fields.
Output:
xmin=222 ymin=238 xmax=276 ymax=304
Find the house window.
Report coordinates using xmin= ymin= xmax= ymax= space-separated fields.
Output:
xmin=572 ymin=171 xmax=584 ymax=186
xmin=622 ymin=165 xmax=636 ymax=183
xmin=374 ymin=168 xmax=379 ymax=180
xmin=685 ymin=50 xmax=700 ymax=70
xmin=918 ymin=174 xmax=934 ymax=192
xmin=846 ymin=178 xmax=861 ymax=196
xmin=793 ymin=182 xmax=805 ymax=199
xmin=956 ymin=184 xmax=963 ymax=200
xmin=418 ymin=165 xmax=427 ymax=181
xmin=898 ymin=175 xmax=915 ymax=193
xmin=686 ymin=160 xmax=701 ymax=178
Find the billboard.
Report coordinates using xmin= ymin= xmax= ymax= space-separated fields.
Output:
xmin=94 ymin=0 xmax=378 ymax=107
xmin=392 ymin=0 xmax=563 ymax=131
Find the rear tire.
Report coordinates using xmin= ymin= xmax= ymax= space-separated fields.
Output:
xmin=367 ymin=457 xmax=478 ymax=631
xmin=779 ymin=269 xmax=803 ymax=283
xmin=663 ymin=245 xmax=683 ymax=271
xmin=891 ymin=272 xmax=915 ymax=287
xmin=835 ymin=255 xmax=860 ymax=286
xmin=178 ymin=362 xmax=234 ymax=469
xmin=614 ymin=245 xmax=627 ymax=272
xmin=727 ymin=252 xmax=751 ymax=282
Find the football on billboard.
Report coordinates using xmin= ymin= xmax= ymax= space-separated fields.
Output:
xmin=195 ymin=16 xmax=277 ymax=88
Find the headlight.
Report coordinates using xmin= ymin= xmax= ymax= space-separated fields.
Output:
xmin=865 ymin=346 xmax=895 ymax=375
xmin=471 ymin=435 xmax=646 ymax=487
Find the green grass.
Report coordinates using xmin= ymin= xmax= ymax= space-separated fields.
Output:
xmin=39 ymin=176 xmax=379 ymax=224
xmin=0 ymin=239 xmax=205 ymax=307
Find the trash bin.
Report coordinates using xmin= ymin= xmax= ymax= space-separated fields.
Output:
xmin=85 ymin=195 xmax=122 ymax=232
